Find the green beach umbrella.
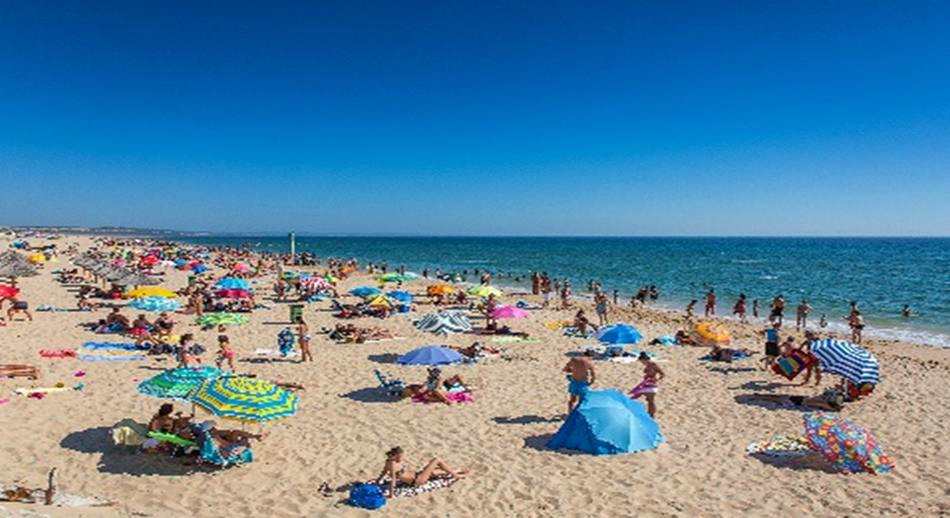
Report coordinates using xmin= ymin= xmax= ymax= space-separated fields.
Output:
xmin=196 ymin=313 xmax=249 ymax=327
xmin=137 ymin=367 xmax=223 ymax=400
xmin=191 ymin=376 xmax=299 ymax=423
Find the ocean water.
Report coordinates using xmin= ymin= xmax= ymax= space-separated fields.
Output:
xmin=181 ymin=236 xmax=950 ymax=347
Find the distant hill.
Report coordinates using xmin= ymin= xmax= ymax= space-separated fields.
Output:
xmin=4 ymin=226 xmax=211 ymax=238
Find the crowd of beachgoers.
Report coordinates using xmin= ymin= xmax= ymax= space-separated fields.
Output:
xmin=0 ymin=232 xmax=946 ymax=516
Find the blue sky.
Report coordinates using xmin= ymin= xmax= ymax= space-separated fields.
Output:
xmin=2 ymin=2 xmax=948 ymax=236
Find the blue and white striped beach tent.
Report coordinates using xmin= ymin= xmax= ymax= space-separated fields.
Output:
xmin=809 ymin=339 xmax=880 ymax=385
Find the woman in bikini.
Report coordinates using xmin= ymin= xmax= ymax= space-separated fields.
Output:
xmin=377 ymin=446 xmax=469 ymax=498
xmin=215 ymin=335 xmax=236 ymax=371
xmin=629 ymin=352 xmax=664 ymax=417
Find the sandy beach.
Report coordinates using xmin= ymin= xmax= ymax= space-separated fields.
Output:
xmin=1 ymin=234 xmax=948 ymax=518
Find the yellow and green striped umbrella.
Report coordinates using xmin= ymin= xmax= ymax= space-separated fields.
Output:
xmin=467 ymin=285 xmax=503 ymax=298
xmin=191 ymin=377 xmax=298 ymax=422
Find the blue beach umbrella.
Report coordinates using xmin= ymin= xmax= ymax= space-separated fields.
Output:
xmin=350 ymin=286 xmax=381 ymax=298
xmin=397 ymin=345 xmax=463 ymax=366
xmin=547 ymin=389 xmax=664 ymax=455
xmin=191 ymin=264 xmax=208 ymax=274
xmin=215 ymin=277 xmax=249 ymax=290
xmin=597 ymin=324 xmax=643 ymax=345
xmin=387 ymin=290 xmax=413 ymax=303
xmin=809 ymin=339 xmax=880 ymax=385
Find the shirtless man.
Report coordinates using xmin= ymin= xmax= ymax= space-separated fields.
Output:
xmin=563 ymin=351 xmax=596 ymax=415
xmin=105 ymin=307 xmax=130 ymax=331
xmin=770 ymin=295 xmax=786 ymax=324
xmin=704 ymin=289 xmax=716 ymax=316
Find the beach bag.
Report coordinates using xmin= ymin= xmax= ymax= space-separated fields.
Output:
xmin=348 ymin=483 xmax=386 ymax=510
xmin=772 ymin=352 xmax=806 ymax=380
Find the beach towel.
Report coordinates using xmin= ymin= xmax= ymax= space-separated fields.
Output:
xmin=39 ymin=349 xmax=77 ymax=359
xmin=14 ymin=387 xmax=71 ymax=395
xmin=491 ymin=336 xmax=540 ymax=344
xmin=372 ymin=476 xmax=459 ymax=498
xmin=563 ymin=327 xmax=594 ymax=338
xmin=412 ymin=391 xmax=473 ymax=404
xmin=699 ymin=350 xmax=751 ymax=362
xmin=652 ymin=335 xmax=678 ymax=346
xmin=82 ymin=341 xmax=149 ymax=352
xmin=36 ymin=305 xmax=72 ymax=312
xmin=79 ymin=354 xmax=145 ymax=362
xmin=629 ymin=378 xmax=659 ymax=398
xmin=746 ymin=435 xmax=812 ymax=458
xmin=544 ymin=320 xmax=571 ymax=331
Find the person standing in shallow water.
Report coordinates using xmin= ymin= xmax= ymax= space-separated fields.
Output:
xmin=733 ymin=294 xmax=747 ymax=323
xmin=704 ymin=289 xmax=716 ymax=317
xmin=796 ymin=299 xmax=812 ymax=330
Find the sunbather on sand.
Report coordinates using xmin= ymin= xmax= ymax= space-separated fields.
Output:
xmin=377 ymin=446 xmax=469 ymax=498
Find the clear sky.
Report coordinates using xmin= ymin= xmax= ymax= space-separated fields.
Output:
xmin=2 ymin=2 xmax=948 ymax=236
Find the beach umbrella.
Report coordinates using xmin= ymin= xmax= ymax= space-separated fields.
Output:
xmin=0 ymin=284 xmax=20 ymax=298
xmin=138 ymin=367 xmax=223 ymax=400
xmin=127 ymin=286 xmax=177 ymax=299
xmin=232 ymin=262 xmax=251 ymax=273
xmin=0 ymin=263 xmax=38 ymax=278
xmin=426 ymin=284 xmax=455 ymax=297
xmin=191 ymin=376 xmax=299 ymax=422
xmin=27 ymin=253 xmax=46 ymax=264
xmin=349 ymin=286 xmax=381 ymax=298
xmin=378 ymin=272 xmax=418 ymax=283
xmin=467 ymin=285 xmax=503 ymax=298
xmin=597 ymin=323 xmax=643 ymax=345
xmin=129 ymin=296 xmax=181 ymax=312
xmin=397 ymin=345 xmax=463 ymax=366
xmin=413 ymin=311 xmax=472 ymax=335
xmin=215 ymin=289 xmax=252 ymax=299
xmin=690 ymin=321 xmax=731 ymax=347
xmin=191 ymin=263 xmax=208 ymax=274
xmin=173 ymin=258 xmax=188 ymax=268
xmin=803 ymin=412 xmax=893 ymax=474
xmin=368 ymin=295 xmax=393 ymax=308
xmin=302 ymin=277 xmax=332 ymax=291
xmin=809 ymin=339 xmax=880 ymax=385
xmin=215 ymin=277 xmax=249 ymax=291
xmin=386 ymin=290 xmax=413 ymax=303
xmin=139 ymin=255 xmax=159 ymax=267
xmin=491 ymin=305 xmax=530 ymax=320
xmin=197 ymin=313 xmax=249 ymax=327
xmin=122 ymin=273 xmax=162 ymax=286
xmin=547 ymin=389 xmax=664 ymax=455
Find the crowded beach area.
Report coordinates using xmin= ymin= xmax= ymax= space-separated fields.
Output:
xmin=0 ymin=232 xmax=947 ymax=517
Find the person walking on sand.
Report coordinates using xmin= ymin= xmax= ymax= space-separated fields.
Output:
xmin=796 ymin=299 xmax=812 ymax=330
xmin=563 ymin=351 xmax=595 ymax=415
xmin=594 ymin=290 xmax=609 ymax=326
xmin=761 ymin=322 xmax=781 ymax=370
xmin=704 ymin=289 xmax=716 ymax=317
xmin=733 ymin=293 xmax=747 ymax=323
xmin=629 ymin=352 xmax=665 ymax=417
xmin=296 ymin=316 xmax=313 ymax=362
xmin=686 ymin=299 xmax=697 ymax=319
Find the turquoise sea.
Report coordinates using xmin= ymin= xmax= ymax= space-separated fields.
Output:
xmin=181 ymin=236 xmax=950 ymax=347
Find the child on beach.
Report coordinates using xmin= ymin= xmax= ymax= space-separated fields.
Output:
xmin=563 ymin=351 xmax=595 ymax=415
xmin=629 ymin=352 xmax=665 ymax=417
xmin=761 ymin=322 xmax=781 ymax=370
xmin=215 ymin=335 xmax=236 ymax=371
xmin=296 ymin=316 xmax=313 ymax=362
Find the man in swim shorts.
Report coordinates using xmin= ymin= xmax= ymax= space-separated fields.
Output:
xmin=563 ymin=351 xmax=596 ymax=415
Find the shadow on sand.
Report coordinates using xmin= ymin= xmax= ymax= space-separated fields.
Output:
xmin=367 ymin=353 xmax=400 ymax=365
xmin=492 ymin=415 xmax=562 ymax=425
xmin=60 ymin=426 xmax=206 ymax=476
xmin=340 ymin=387 xmax=399 ymax=404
